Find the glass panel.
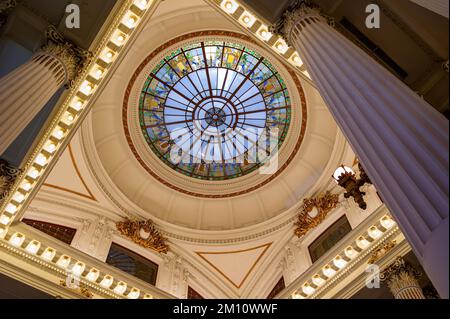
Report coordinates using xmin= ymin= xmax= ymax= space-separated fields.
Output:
xmin=106 ymin=243 xmax=158 ymax=286
xmin=139 ymin=41 xmax=292 ymax=181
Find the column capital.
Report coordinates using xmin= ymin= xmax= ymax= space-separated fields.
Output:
xmin=270 ymin=0 xmax=323 ymax=46
xmin=380 ymin=257 xmax=422 ymax=283
xmin=41 ymin=25 xmax=92 ymax=87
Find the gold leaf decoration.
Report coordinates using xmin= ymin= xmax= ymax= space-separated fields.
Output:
xmin=367 ymin=240 xmax=397 ymax=265
xmin=294 ymin=191 xmax=339 ymax=238
xmin=59 ymin=280 xmax=94 ymax=299
xmin=116 ymin=219 xmax=169 ymax=254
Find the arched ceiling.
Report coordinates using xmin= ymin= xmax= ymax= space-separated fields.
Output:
xmin=82 ymin=0 xmax=345 ymax=231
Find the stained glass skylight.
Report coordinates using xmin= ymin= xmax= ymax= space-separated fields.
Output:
xmin=139 ymin=41 xmax=291 ymax=181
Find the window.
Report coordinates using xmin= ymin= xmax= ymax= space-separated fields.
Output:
xmin=308 ymin=215 xmax=352 ymax=263
xmin=188 ymin=286 xmax=204 ymax=299
xmin=106 ymin=243 xmax=158 ymax=285
xmin=140 ymin=41 xmax=291 ymax=181
xmin=267 ymin=277 xmax=285 ymax=299
xmin=22 ymin=219 xmax=76 ymax=245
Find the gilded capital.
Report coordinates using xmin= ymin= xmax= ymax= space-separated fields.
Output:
xmin=270 ymin=0 xmax=322 ymax=46
xmin=380 ymin=257 xmax=421 ymax=283
xmin=41 ymin=26 xmax=92 ymax=87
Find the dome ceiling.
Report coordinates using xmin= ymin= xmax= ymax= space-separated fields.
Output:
xmin=138 ymin=40 xmax=292 ymax=181
xmin=85 ymin=0 xmax=343 ymax=231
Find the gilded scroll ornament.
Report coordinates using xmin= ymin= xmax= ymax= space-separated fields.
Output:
xmin=116 ymin=219 xmax=169 ymax=254
xmin=294 ymin=191 xmax=339 ymax=238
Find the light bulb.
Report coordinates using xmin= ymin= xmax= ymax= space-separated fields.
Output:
xmin=46 ymin=143 xmax=57 ymax=153
xmin=127 ymin=288 xmax=140 ymax=299
xmin=345 ymin=246 xmax=358 ymax=259
xmin=56 ymin=255 xmax=71 ymax=268
xmin=26 ymin=240 xmax=41 ymax=254
xmin=0 ymin=215 xmax=11 ymax=225
xmin=368 ymin=226 xmax=382 ymax=239
xmin=41 ymin=247 xmax=56 ymax=261
xmin=9 ymin=233 xmax=25 ymax=247
xmin=380 ymin=215 xmax=395 ymax=229
xmin=86 ymin=268 xmax=100 ymax=282
xmin=35 ymin=154 xmax=47 ymax=166
xmin=5 ymin=203 xmax=17 ymax=214
xmin=224 ymin=1 xmax=233 ymax=10
xmin=75 ymin=100 xmax=83 ymax=110
xmin=302 ymin=284 xmax=315 ymax=295
xmin=28 ymin=169 xmax=40 ymax=179
xmin=114 ymin=282 xmax=127 ymax=295
xmin=54 ymin=129 xmax=64 ymax=139
xmin=117 ymin=35 xmax=125 ymax=43
xmin=323 ymin=265 xmax=336 ymax=278
xmin=357 ymin=236 xmax=370 ymax=249
xmin=312 ymin=275 xmax=325 ymax=286
xmin=21 ymin=182 xmax=32 ymax=192
xmin=333 ymin=256 xmax=347 ymax=269
xmin=72 ymin=262 xmax=86 ymax=276
xmin=106 ymin=51 xmax=113 ymax=59
xmin=96 ymin=69 xmax=104 ymax=77
xmin=128 ymin=17 xmax=136 ymax=27
xmin=100 ymin=275 xmax=114 ymax=288
xmin=13 ymin=192 xmax=25 ymax=203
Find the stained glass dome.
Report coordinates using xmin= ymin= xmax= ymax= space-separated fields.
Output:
xmin=139 ymin=41 xmax=291 ymax=181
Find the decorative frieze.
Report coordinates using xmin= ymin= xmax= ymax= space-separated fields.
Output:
xmin=116 ymin=219 xmax=169 ymax=254
xmin=294 ymin=191 xmax=339 ymax=238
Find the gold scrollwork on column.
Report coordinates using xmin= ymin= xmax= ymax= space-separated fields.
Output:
xmin=116 ymin=219 xmax=169 ymax=254
xmin=0 ymin=159 xmax=22 ymax=202
xmin=294 ymin=191 xmax=339 ymax=238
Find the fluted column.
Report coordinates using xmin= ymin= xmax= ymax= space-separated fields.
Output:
xmin=409 ymin=0 xmax=449 ymax=18
xmin=381 ymin=257 xmax=426 ymax=299
xmin=0 ymin=26 xmax=90 ymax=155
xmin=272 ymin=1 xmax=448 ymax=298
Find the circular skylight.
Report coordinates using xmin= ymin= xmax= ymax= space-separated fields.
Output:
xmin=139 ymin=41 xmax=291 ymax=181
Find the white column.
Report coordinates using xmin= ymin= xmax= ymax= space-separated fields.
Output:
xmin=272 ymin=3 xmax=449 ymax=298
xmin=0 ymin=26 xmax=86 ymax=155
xmin=409 ymin=0 xmax=449 ymax=18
